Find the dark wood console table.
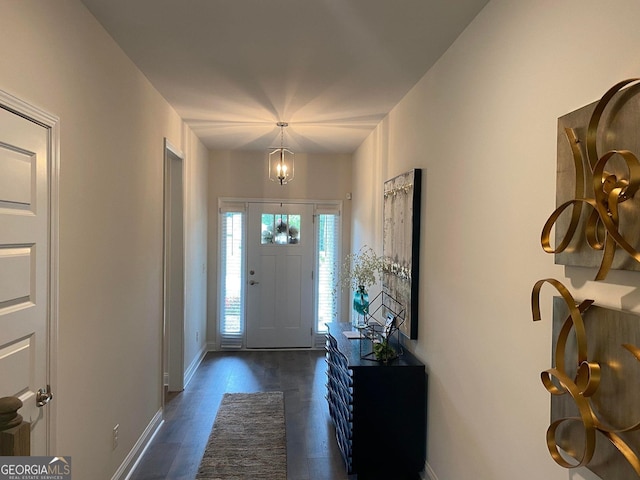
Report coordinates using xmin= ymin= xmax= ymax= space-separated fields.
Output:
xmin=325 ymin=322 xmax=427 ymax=479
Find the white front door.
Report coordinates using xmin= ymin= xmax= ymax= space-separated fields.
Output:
xmin=0 ymin=105 xmax=50 ymax=454
xmin=246 ymin=203 xmax=314 ymax=348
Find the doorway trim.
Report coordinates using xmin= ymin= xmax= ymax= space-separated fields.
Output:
xmin=0 ymin=88 xmax=60 ymax=454
xmin=163 ymin=139 xmax=185 ymax=392
xmin=218 ymin=197 xmax=342 ymax=350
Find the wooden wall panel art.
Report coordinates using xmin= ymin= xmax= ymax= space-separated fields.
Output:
xmin=531 ymin=279 xmax=640 ymax=479
xmin=544 ymin=79 xmax=640 ymax=280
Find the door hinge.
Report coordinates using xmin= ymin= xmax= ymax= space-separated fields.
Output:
xmin=311 ymin=270 xmax=314 ymax=280
xmin=311 ymin=327 xmax=314 ymax=336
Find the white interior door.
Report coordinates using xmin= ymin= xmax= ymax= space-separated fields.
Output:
xmin=246 ymin=203 xmax=314 ymax=348
xmin=0 ymin=105 xmax=50 ymax=454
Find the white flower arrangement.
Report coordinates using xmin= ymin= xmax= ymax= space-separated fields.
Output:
xmin=337 ymin=245 xmax=385 ymax=292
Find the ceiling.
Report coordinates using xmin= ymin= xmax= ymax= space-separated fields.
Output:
xmin=80 ymin=0 xmax=488 ymax=154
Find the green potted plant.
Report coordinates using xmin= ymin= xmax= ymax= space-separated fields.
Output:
xmin=373 ymin=340 xmax=396 ymax=362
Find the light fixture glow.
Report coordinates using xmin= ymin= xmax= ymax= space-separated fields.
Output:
xmin=268 ymin=122 xmax=294 ymax=185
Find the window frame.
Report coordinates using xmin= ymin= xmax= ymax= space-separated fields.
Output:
xmin=314 ymin=205 xmax=342 ymax=337
xmin=218 ymin=202 xmax=247 ymax=348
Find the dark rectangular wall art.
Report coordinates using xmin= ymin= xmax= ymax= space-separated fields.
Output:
xmin=383 ymin=169 xmax=422 ymax=339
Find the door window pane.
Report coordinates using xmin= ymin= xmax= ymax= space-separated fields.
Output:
xmin=260 ymin=213 xmax=301 ymax=245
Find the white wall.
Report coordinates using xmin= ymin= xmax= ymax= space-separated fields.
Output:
xmin=183 ymin=128 xmax=209 ymax=376
xmin=352 ymin=1 xmax=640 ymax=479
xmin=207 ymin=150 xmax=353 ymax=345
xmin=0 ymin=1 xmax=208 ymax=478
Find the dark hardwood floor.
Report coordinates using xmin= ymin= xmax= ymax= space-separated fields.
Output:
xmin=130 ymin=350 xmax=354 ymax=480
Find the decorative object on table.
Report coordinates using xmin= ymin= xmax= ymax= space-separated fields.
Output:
xmin=268 ymin=121 xmax=295 ymax=185
xmin=543 ymin=79 xmax=640 ymax=280
xmin=352 ymin=286 xmax=369 ymax=315
xmin=372 ymin=313 xmax=398 ymax=362
xmin=531 ymin=278 xmax=640 ymax=479
xmin=358 ymin=290 xmax=405 ymax=363
xmin=196 ymin=392 xmax=286 ymax=480
xmin=383 ymin=168 xmax=422 ymax=339
xmin=372 ymin=341 xmax=394 ymax=362
xmin=337 ymin=245 xmax=384 ymax=323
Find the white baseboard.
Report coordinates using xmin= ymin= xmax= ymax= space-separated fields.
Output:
xmin=111 ymin=409 xmax=163 ymax=480
xmin=424 ymin=461 xmax=439 ymax=480
xmin=164 ymin=346 xmax=207 ymax=389
xmin=184 ymin=345 xmax=207 ymax=388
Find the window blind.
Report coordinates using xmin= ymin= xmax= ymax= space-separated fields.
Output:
xmin=220 ymin=210 xmax=244 ymax=347
xmin=316 ymin=212 xmax=340 ymax=332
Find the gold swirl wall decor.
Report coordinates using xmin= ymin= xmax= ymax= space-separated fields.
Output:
xmin=543 ymin=79 xmax=640 ymax=280
xmin=532 ymin=278 xmax=640 ymax=478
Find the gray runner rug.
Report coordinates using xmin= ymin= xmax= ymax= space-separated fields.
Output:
xmin=196 ymin=391 xmax=287 ymax=480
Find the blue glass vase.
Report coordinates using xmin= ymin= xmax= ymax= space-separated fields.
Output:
xmin=353 ymin=286 xmax=369 ymax=316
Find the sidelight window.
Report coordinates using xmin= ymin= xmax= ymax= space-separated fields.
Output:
xmin=316 ymin=211 xmax=340 ymax=333
xmin=219 ymin=209 xmax=244 ymax=346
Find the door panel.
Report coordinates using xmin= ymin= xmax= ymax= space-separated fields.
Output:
xmin=0 ymin=246 xmax=33 ymax=307
xmin=0 ymin=106 xmax=49 ymax=454
xmin=0 ymin=145 xmax=34 ymax=208
xmin=0 ymin=338 xmax=32 ymax=398
xmin=282 ymin=255 xmax=302 ymax=329
xmin=246 ymin=203 xmax=313 ymax=348
xmin=256 ymin=254 xmax=276 ymax=329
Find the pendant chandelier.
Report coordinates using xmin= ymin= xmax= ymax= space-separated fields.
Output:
xmin=268 ymin=122 xmax=295 ymax=185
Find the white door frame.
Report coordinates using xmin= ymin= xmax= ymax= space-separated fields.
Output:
xmin=163 ymin=139 xmax=185 ymax=392
xmin=0 ymin=89 xmax=60 ymax=454
xmin=218 ymin=197 xmax=343 ymax=349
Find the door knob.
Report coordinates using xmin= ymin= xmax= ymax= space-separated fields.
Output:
xmin=36 ymin=385 xmax=53 ymax=407
xmin=249 ymin=280 xmax=260 ymax=285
